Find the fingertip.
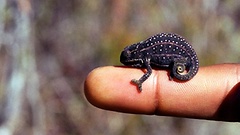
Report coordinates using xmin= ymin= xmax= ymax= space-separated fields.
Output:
xmin=84 ymin=66 xmax=157 ymax=114
xmin=84 ymin=67 xmax=109 ymax=108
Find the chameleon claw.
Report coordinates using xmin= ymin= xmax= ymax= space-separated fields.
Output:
xmin=131 ymin=79 xmax=142 ymax=92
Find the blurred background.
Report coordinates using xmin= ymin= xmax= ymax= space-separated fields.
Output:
xmin=0 ymin=0 xmax=240 ymax=135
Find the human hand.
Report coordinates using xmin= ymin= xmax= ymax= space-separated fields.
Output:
xmin=84 ymin=64 xmax=240 ymax=122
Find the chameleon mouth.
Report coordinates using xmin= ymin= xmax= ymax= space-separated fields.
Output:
xmin=120 ymin=51 xmax=143 ymax=67
xmin=120 ymin=51 xmax=130 ymax=64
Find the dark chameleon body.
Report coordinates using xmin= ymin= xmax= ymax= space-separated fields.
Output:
xmin=120 ymin=33 xmax=199 ymax=91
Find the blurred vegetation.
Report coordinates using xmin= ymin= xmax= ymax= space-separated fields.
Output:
xmin=0 ymin=0 xmax=240 ymax=135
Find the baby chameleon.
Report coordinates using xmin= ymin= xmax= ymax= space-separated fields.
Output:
xmin=120 ymin=33 xmax=199 ymax=92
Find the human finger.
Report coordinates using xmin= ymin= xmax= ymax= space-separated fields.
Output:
xmin=84 ymin=64 xmax=240 ymax=122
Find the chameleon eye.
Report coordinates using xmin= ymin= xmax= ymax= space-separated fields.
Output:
xmin=125 ymin=50 xmax=131 ymax=57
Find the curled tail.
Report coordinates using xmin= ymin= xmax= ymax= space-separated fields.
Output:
xmin=171 ymin=57 xmax=199 ymax=81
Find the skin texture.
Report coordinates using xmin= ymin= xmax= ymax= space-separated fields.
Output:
xmin=84 ymin=64 xmax=240 ymax=122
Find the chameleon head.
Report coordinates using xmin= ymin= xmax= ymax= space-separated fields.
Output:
xmin=120 ymin=43 xmax=143 ymax=67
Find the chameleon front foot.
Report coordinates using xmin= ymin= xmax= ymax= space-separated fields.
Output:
xmin=131 ymin=79 xmax=142 ymax=92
